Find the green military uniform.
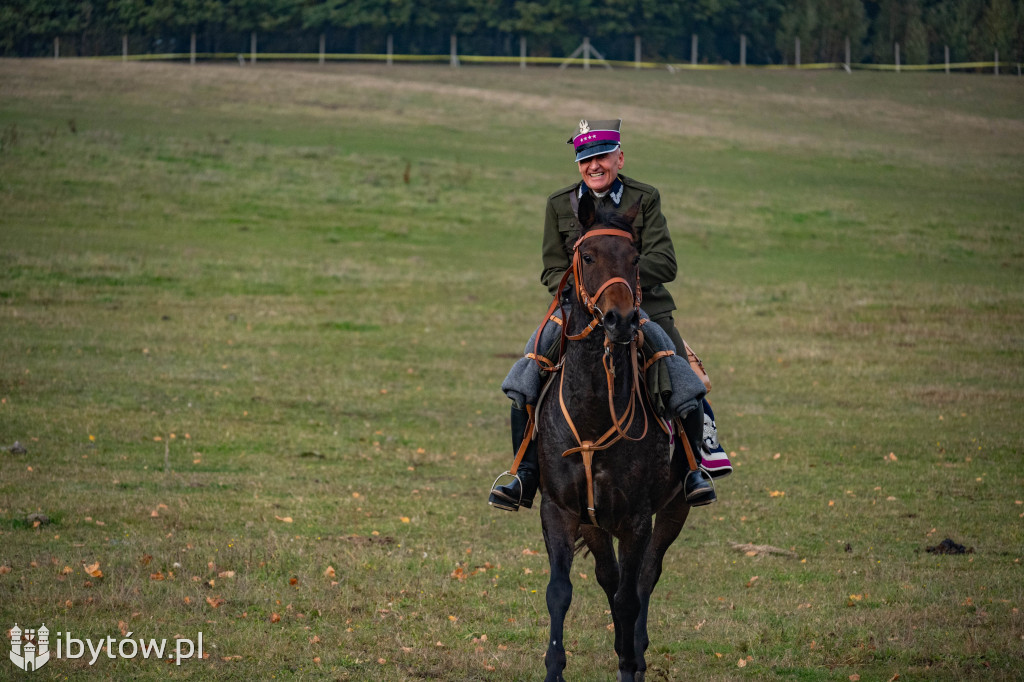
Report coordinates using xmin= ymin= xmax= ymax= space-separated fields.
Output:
xmin=539 ymin=174 xmax=686 ymax=350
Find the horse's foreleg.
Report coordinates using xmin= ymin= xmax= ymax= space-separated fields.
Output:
xmin=582 ymin=528 xmax=620 ymax=643
xmin=614 ymin=524 xmax=651 ymax=682
xmin=541 ymin=500 xmax=577 ymax=682
xmin=635 ymin=494 xmax=691 ymax=680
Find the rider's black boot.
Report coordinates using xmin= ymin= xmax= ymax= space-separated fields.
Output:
xmin=680 ymin=408 xmax=716 ymax=507
xmin=489 ymin=405 xmax=540 ymax=511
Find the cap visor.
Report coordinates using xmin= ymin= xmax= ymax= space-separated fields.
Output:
xmin=575 ymin=143 xmax=620 ymax=163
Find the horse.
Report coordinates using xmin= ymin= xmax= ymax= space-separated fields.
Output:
xmin=533 ymin=193 xmax=705 ymax=682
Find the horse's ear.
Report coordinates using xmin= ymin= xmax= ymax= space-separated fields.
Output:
xmin=577 ymin=192 xmax=597 ymax=231
xmin=622 ymin=199 xmax=642 ymax=228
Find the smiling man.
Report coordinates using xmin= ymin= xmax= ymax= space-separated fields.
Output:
xmin=488 ymin=118 xmax=732 ymax=514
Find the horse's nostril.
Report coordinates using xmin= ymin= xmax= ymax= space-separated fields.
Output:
xmin=603 ymin=311 xmax=619 ymax=328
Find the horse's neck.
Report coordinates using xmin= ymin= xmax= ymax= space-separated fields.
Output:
xmin=562 ymin=304 xmax=635 ymax=400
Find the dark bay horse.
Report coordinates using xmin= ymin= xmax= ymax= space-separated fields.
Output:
xmin=534 ymin=194 xmax=705 ymax=682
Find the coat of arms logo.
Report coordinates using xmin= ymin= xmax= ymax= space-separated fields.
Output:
xmin=9 ymin=623 xmax=50 ymax=672
xmin=578 ymin=119 xmax=590 ymax=134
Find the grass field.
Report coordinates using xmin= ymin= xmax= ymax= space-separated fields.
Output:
xmin=1 ymin=59 xmax=1022 ymax=680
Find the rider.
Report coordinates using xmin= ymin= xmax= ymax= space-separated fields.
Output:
xmin=489 ymin=118 xmax=732 ymax=513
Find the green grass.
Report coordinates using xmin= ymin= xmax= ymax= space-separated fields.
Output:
xmin=1 ymin=59 xmax=1023 ymax=680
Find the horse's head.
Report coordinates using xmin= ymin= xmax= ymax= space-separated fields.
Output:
xmin=571 ymin=195 xmax=642 ymax=345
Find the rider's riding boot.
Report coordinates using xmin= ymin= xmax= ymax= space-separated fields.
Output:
xmin=489 ymin=405 xmax=540 ymax=512
xmin=680 ymin=409 xmax=716 ymax=506
xmin=684 ymin=467 xmax=716 ymax=506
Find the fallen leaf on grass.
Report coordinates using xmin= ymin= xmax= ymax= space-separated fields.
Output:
xmin=83 ymin=562 xmax=103 ymax=578
xmin=522 ymin=548 xmax=539 ymax=556
xmin=205 ymin=596 xmax=226 ymax=608
xmin=270 ymin=613 xmax=281 ymax=623
xmin=769 ymin=490 xmax=785 ymax=498
xmin=218 ymin=570 xmax=235 ymax=578
xmin=119 ymin=621 xmax=129 ymax=636
xmin=849 ymin=675 xmax=860 ymax=681
xmin=275 ymin=516 xmax=293 ymax=524
xmin=150 ymin=572 xmax=165 ymax=581
xmin=746 ymin=576 xmax=760 ymax=588
xmin=324 ymin=566 xmax=336 ymax=579
xmin=0 ymin=566 xmax=12 ymax=575
xmin=730 ymin=542 xmax=797 ymax=558
xmin=737 ymin=658 xmax=747 ymax=668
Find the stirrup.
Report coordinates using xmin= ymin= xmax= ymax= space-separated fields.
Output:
xmin=489 ymin=471 xmax=524 ymax=510
xmin=685 ymin=468 xmax=717 ymax=507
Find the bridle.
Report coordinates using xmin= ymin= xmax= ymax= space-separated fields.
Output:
xmin=564 ymin=228 xmax=642 ymax=343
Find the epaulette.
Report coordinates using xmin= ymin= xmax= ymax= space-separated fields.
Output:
xmin=618 ymin=174 xmax=657 ymax=196
xmin=547 ymin=182 xmax=582 ymax=202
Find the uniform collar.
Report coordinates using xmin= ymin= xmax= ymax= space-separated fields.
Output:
xmin=577 ymin=177 xmax=624 ymax=208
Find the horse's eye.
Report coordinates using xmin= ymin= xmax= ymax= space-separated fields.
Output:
xmin=633 ymin=256 xmax=641 ymax=267
xmin=582 ymin=253 xmax=594 ymax=265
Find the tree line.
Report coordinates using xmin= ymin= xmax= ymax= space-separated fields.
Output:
xmin=2 ymin=0 xmax=1021 ymax=65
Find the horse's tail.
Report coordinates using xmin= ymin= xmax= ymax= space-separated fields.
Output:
xmin=573 ymin=535 xmax=590 ymax=558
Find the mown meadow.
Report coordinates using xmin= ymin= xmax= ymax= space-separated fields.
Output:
xmin=0 ymin=59 xmax=1022 ymax=680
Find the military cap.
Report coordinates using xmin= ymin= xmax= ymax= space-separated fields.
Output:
xmin=568 ymin=118 xmax=622 ymax=162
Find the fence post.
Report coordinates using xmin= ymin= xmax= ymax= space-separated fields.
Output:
xmin=190 ymin=32 xmax=196 ymax=65
xmin=449 ymin=34 xmax=459 ymax=67
xmin=691 ymin=34 xmax=697 ymax=66
xmin=583 ymin=36 xmax=590 ymax=70
xmin=387 ymin=34 xmax=393 ymax=66
xmin=634 ymin=35 xmax=641 ymax=69
xmin=845 ymin=36 xmax=850 ymax=71
xmin=54 ymin=37 xmax=59 ymax=59
xmin=251 ymin=31 xmax=257 ymax=64
xmin=319 ymin=33 xmax=325 ymax=65
xmin=520 ymin=36 xmax=526 ymax=70
xmin=122 ymin=34 xmax=128 ymax=62
xmin=795 ymin=37 xmax=800 ymax=68
xmin=994 ymin=48 xmax=999 ymax=75
xmin=945 ymin=45 xmax=949 ymax=74
xmin=740 ymin=34 xmax=746 ymax=67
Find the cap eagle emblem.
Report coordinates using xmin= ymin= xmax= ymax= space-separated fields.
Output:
xmin=578 ymin=119 xmax=590 ymax=134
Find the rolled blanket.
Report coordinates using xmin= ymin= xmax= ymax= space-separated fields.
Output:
xmin=501 ymin=308 xmax=705 ymax=419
